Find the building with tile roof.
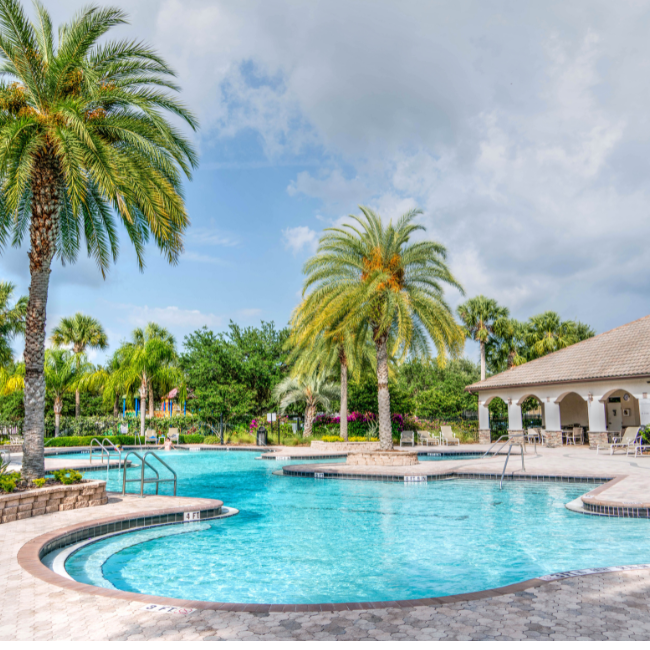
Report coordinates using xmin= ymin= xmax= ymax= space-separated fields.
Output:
xmin=465 ymin=315 xmax=650 ymax=448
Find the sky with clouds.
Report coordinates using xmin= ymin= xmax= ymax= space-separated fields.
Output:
xmin=3 ymin=0 xmax=650 ymax=364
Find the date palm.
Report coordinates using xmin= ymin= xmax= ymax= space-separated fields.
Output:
xmin=273 ymin=373 xmax=340 ymax=438
xmin=457 ymin=296 xmax=508 ymax=382
xmin=50 ymin=312 xmax=107 ymax=417
xmin=0 ymin=280 xmax=26 ymax=364
xmin=0 ymin=1 xmax=197 ymax=478
xmin=301 ymin=207 xmax=464 ymax=450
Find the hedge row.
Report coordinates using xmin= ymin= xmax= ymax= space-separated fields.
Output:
xmin=44 ymin=434 xmax=204 ymax=447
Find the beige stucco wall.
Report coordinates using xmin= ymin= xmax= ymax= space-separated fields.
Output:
xmin=559 ymin=392 xmax=589 ymax=427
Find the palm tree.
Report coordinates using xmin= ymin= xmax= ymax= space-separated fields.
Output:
xmin=0 ymin=2 xmax=198 ymax=479
xmin=109 ymin=330 xmax=179 ymax=438
xmin=457 ymin=296 xmax=508 ymax=382
xmin=50 ymin=313 xmax=108 ymax=417
xmin=0 ymin=280 xmax=26 ymax=365
xmin=525 ymin=312 xmax=594 ymax=359
xmin=273 ymin=373 xmax=340 ymax=438
xmin=301 ymin=207 xmax=464 ymax=450
xmin=488 ymin=317 xmax=527 ymax=373
xmin=43 ymin=349 xmax=82 ymax=437
xmin=132 ymin=322 xmax=176 ymax=417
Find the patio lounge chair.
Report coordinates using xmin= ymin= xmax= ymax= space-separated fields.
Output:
xmin=400 ymin=430 xmax=415 ymax=446
xmin=597 ymin=426 xmax=640 ymax=455
xmin=168 ymin=428 xmax=180 ymax=444
xmin=418 ymin=430 xmax=439 ymax=446
xmin=144 ymin=429 xmax=158 ymax=445
xmin=440 ymin=426 xmax=460 ymax=446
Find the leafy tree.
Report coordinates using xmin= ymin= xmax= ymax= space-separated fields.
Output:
xmin=300 ymin=207 xmax=464 ymax=449
xmin=0 ymin=280 xmax=26 ymax=365
xmin=0 ymin=1 xmax=198 ymax=478
xmin=273 ymin=373 xmax=339 ymax=437
xmin=50 ymin=312 xmax=108 ymax=416
xmin=348 ymin=375 xmax=414 ymax=417
xmin=457 ymin=296 xmax=508 ymax=381
xmin=487 ymin=317 xmax=527 ymax=373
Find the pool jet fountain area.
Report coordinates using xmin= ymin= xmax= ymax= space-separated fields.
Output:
xmin=28 ymin=451 xmax=650 ymax=606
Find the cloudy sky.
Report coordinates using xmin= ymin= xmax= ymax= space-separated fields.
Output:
xmin=3 ymin=0 xmax=650 ymax=363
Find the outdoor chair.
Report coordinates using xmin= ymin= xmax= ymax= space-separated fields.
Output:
xmin=144 ymin=429 xmax=158 ymax=445
xmin=119 ymin=424 xmax=129 ymax=435
xmin=9 ymin=434 xmax=23 ymax=445
xmin=168 ymin=428 xmax=180 ymax=444
xmin=597 ymin=426 xmax=641 ymax=455
xmin=417 ymin=430 xmax=439 ymax=446
xmin=400 ymin=430 xmax=415 ymax=446
xmin=524 ymin=428 xmax=541 ymax=444
xmin=440 ymin=426 xmax=460 ymax=446
xmin=566 ymin=426 xmax=584 ymax=445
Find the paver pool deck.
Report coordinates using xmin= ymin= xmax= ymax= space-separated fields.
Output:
xmin=3 ymin=444 xmax=650 ymax=640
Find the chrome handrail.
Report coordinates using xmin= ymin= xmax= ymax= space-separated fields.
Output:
xmin=482 ymin=434 xmax=510 ymax=457
xmin=90 ymin=437 xmax=122 ymax=467
xmin=142 ymin=451 xmax=177 ymax=496
xmin=499 ymin=434 xmax=526 ymax=489
xmin=121 ymin=450 xmax=177 ymax=497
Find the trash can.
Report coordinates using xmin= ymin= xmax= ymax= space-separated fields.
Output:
xmin=257 ymin=426 xmax=267 ymax=446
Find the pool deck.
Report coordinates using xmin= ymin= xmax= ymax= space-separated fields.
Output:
xmin=4 ymin=444 xmax=650 ymax=639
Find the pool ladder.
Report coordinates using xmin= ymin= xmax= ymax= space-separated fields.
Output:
xmin=121 ymin=450 xmax=177 ymax=498
xmin=483 ymin=434 xmax=527 ymax=489
xmin=90 ymin=437 xmax=123 ymax=468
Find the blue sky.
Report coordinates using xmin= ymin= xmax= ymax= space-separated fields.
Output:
xmin=4 ymin=0 xmax=650 ymax=364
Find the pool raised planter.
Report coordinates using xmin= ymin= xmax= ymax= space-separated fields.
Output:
xmin=346 ymin=450 xmax=419 ymax=466
xmin=1 ymin=480 xmax=107 ymax=524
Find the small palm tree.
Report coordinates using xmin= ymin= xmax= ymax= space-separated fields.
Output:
xmin=132 ymin=323 xmax=176 ymax=416
xmin=488 ymin=317 xmax=527 ymax=372
xmin=301 ymin=207 xmax=464 ymax=450
xmin=50 ymin=313 xmax=108 ymax=417
xmin=457 ymin=296 xmax=508 ymax=381
xmin=109 ymin=329 xmax=179 ymax=438
xmin=273 ymin=373 xmax=340 ymax=438
xmin=0 ymin=1 xmax=198 ymax=478
xmin=0 ymin=280 xmax=26 ymax=365
xmin=43 ymin=349 xmax=81 ymax=437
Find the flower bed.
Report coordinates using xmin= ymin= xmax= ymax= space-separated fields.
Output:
xmin=0 ymin=479 xmax=107 ymax=524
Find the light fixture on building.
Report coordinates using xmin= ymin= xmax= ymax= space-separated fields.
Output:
xmin=624 ymin=394 xmax=630 ymax=401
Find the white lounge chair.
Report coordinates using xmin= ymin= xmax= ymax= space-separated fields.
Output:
xmin=597 ymin=427 xmax=640 ymax=455
xmin=400 ymin=431 xmax=415 ymax=446
xmin=144 ymin=429 xmax=158 ymax=445
xmin=168 ymin=428 xmax=180 ymax=444
xmin=440 ymin=426 xmax=460 ymax=446
xmin=119 ymin=424 xmax=129 ymax=435
xmin=418 ymin=430 xmax=439 ymax=446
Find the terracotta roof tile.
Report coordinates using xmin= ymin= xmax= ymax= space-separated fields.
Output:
xmin=466 ymin=315 xmax=650 ymax=392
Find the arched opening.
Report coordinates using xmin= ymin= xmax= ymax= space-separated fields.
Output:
xmin=556 ymin=392 xmax=589 ymax=443
xmin=516 ymin=393 xmax=545 ymax=429
xmin=487 ymin=397 xmax=508 ymax=440
xmin=601 ymin=389 xmax=640 ymax=433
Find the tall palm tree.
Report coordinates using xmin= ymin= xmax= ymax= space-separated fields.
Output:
xmin=488 ymin=317 xmax=527 ymax=373
xmin=109 ymin=330 xmax=179 ymax=438
xmin=525 ymin=312 xmax=594 ymax=359
xmin=273 ymin=373 xmax=340 ymax=438
xmin=132 ymin=322 xmax=176 ymax=417
xmin=457 ymin=296 xmax=508 ymax=382
xmin=0 ymin=2 xmax=198 ymax=479
xmin=50 ymin=312 xmax=108 ymax=417
xmin=301 ymin=207 xmax=464 ymax=450
xmin=0 ymin=280 xmax=26 ymax=365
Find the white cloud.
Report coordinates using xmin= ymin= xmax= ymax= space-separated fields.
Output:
xmin=287 ymin=170 xmax=368 ymax=208
xmin=181 ymin=251 xmax=228 ymax=265
xmin=282 ymin=226 xmax=319 ymax=254
xmin=237 ymin=308 xmax=262 ymax=318
xmin=187 ymin=228 xmax=239 ymax=247
xmin=113 ymin=303 xmax=223 ymax=329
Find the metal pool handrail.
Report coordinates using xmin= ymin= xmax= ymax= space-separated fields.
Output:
xmin=499 ymin=434 xmax=526 ymax=490
xmin=121 ymin=450 xmax=177 ymax=498
xmin=482 ymin=435 xmax=510 ymax=457
xmin=89 ymin=437 xmax=122 ymax=467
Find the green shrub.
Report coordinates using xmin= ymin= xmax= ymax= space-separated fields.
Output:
xmin=348 ymin=436 xmax=379 ymax=442
xmin=0 ymin=472 xmax=19 ymax=492
xmin=321 ymin=436 xmax=344 ymax=442
xmin=43 ymin=433 xmax=205 ymax=447
xmin=202 ymin=436 xmax=221 ymax=444
xmin=32 ymin=478 xmax=46 ymax=488
xmin=52 ymin=469 xmax=83 ymax=485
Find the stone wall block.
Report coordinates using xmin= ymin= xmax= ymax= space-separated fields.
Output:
xmin=17 ymin=511 xmax=32 ymax=520
xmin=2 ymin=514 xmax=16 ymax=523
xmin=31 ymin=507 xmax=45 ymax=517
xmin=17 ymin=503 xmax=33 ymax=513
xmin=58 ymin=503 xmax=76 ymax=511
xmin=45 ymin=505 xmax=59 ymax=514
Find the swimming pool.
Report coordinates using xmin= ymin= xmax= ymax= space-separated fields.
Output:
xmin=52 ymin=451 xmax=650 ymax=604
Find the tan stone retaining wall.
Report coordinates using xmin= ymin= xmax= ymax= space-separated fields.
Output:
xmin=0 ymin=480 xmax=107 ymax=524
xmin=347 ymin=451 xmax=419 ymax=466
xmin=311 ymin=441 xmax=382 ymax=452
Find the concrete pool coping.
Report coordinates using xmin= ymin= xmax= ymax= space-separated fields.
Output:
xmin=16 ymin=490 xmax=650 ymax=614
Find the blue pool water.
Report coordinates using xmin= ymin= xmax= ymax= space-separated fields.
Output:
xmin=61 ymin=451 xmax=650 ymax=604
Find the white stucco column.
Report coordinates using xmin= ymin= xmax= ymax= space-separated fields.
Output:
xmin=507 ymin=400 xmax=523 ymax=432
xmin=639 ymin=394 xmax=650 ymax=426
xmin=588 ymin=394 xmax=609 ymax=449
xmin=545 ymin=400 xmax=561 ymax=430
xmin=478 ymin=399 xmax=491 ymax=445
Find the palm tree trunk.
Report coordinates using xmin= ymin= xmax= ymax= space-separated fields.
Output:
xmin=376 ymin=334 xmax=392 ymax=450
xmin=480 ymin=340 xmax=486 ymax=381
xmin=22 ymin=150 xmax=61 ymax=480
xmin=140 ymin=382 xmax=147 ymax=439
xmin=54 ymin=398 xmax=62 ymax=438
xmin=339 ymin=360 xmax=348 ymax=441
xmin=75 ymin=389 xmax=80 ymax=418
xmin=113 ymin=395 xmax=119 ymax=418
xmin=149 ymin=383 xmax=154 ymax=417
xmin=303 ymin=403 xmax=316 ymax=438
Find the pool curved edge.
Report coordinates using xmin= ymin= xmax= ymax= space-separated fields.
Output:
xmin=17 ymin=498 xmax=650 ymax=613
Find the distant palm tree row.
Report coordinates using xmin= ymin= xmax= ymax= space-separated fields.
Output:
xmin=456 ymin=295 xmax=595 ymax=381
